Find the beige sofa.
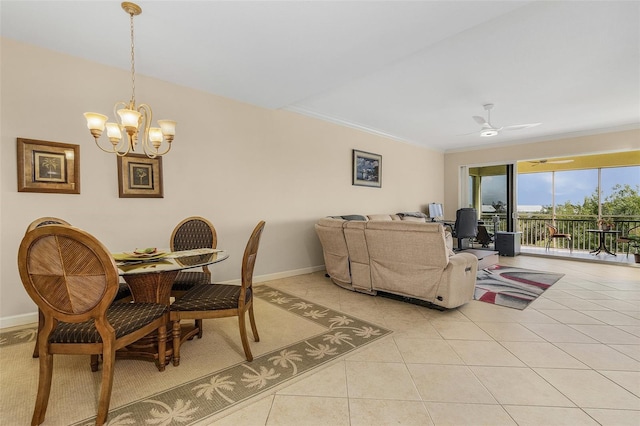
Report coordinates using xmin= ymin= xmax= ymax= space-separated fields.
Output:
xmin=315 ymin=215 xmax=478 ymax=309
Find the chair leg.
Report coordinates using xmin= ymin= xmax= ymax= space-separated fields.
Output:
xmin=95 ymin=346 xmax=116 ymax=426
xmin=238 ymin=311 xmax=253 ymax=362
xmin=248 ymin=304 xmax=260 ymax=343
xmin=172 ymin=320 xmax=182 ymax=367
xmin=32 ymin=351 xmax=53 ymax=426
xmin=156 ymin=323 xmax=167 ymax=372
xmin=90 ymin=354 xmax=100 ymax=372
xmin=32 ymin=309 xmax=44 ymax=358
xmin=196 ymin=319 xmax=203 ymax=339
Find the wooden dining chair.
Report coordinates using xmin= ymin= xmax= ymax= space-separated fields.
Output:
xmin=170 ymin=221 xmax=265 ymax=365
xmin=545 ymin=223 xmax=573 ymax=252
xmin=18 ymin=224 xmax=168 ymax=426
xmin=170 ymin=216 xmax=218 ymax=297
xmin=26 ymin=217 xmax=132 ymax=359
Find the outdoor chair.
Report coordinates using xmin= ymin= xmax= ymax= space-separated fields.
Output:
xmin=18 ymin=225 xmax=168 ymax=426
xmin=617 ymin=225 xmax=640 ymax=257
xmin=26 ymin=217 xmax=132 ymax=358
xmin=545 ymin=223 xmax=573 ymax=253
xmin=170 ymin=221 xmax=265 ymax=364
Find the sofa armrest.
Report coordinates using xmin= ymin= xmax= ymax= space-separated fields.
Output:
xmin=434 ymin=253 xmax=478 ymax=308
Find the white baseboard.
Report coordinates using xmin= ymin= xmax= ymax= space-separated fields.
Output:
xmin=0 ymin=312 xmax=38 ymax=330
xmin=219 ymin=265 xmax=326 ymax=284
xmin=0 ymin=265 xmax=327 ymax=330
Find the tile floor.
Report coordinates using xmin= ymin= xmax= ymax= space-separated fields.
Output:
xmin=207 ymin=255 xmax=639 ymax=426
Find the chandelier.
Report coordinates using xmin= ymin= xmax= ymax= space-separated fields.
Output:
xmin=84 ymin=2 xmax=175 ymax=158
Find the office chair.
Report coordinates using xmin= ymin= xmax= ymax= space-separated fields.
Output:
xmin=452 ymin=208 xmax=478 ymax=250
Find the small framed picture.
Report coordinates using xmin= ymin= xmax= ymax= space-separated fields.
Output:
xmin=117 ymin=154 xmax=163 ymax=198
xmin=17 ymin=138 xmax=80 ymax=194
xmin=352 ymin=149 xmax=382 ymax=188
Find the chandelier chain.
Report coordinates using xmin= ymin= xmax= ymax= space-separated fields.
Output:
xmin=129 ymin=11 xmax=136 ymax=106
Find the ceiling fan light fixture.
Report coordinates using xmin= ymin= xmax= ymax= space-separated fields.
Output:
xmin=480 ymin=129 xmax=498 ymax=137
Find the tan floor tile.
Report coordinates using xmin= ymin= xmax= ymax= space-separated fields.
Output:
xmin=345 ymin=361 xmax=421 ymax=400
xmin=382 ymin=316 xmax=443 ymax=339
xmin=582 ymin=310 xmax=640 ymax=326
xmin=394 ymin=337 xmax=464 ymax=364
xmin=425 ymin=402 xmax=517 ymax=425
xmin=500 ymin=341 xmax=587 ymax=369
xmin=584 ymin=408 xmax=640 ymax=426
xmin=430 ymin=320 xmax=493 ymax=340
xmin=555 ymin=298 xmax=612 ymax=310
xmin=535 ymin=368 xmax=640 ymax=410
xmin=568 ymin=324 xmax=640 ymax=344
xmin=266 ymin=395 xmax=349 ymax=426
xmin=503 ymin=405 xmax=600 ymax=426
xmin=475 ymin=322 xmax=545 ymax=342
xmin=407 ymin=364 xmax=496 ymax=404
xmin=276 ymin=361 xmax=347 ymax=397
xmin=208 ymin=395 xmax=274 ymax=426
xmin=537 ymin=309 xmax=605 ymax=325
xmin=522 ymin=323 xmax=598 ymax=343
xmin=349 ymin=399 xmax=433 ymax=426
xmin=599 ymin=370 xmax=640 ymax=397
xmin=554 ymin=342 xmax=640 ymax=371
xmin=345 ymin=336 xmax=405 ymax=363
xmin=447 ymin=340 xmax=525 ymax=366
xmin=609 ymin=344 xmax=640 ymax=362
xmin=471 ymin=366 xmax=575 ymax=407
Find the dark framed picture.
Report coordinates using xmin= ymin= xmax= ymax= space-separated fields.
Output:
xmin=17 ymin=138 xmax=80 ymax=194
xmin=117 ymin=154 xmax=163 ymax=198
xmin=352 ymin=149 xmax=382 ymax=188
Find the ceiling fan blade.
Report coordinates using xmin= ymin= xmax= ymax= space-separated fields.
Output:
xmin=472 ymin=116 xmax=486 ymax=125
xmin=502 ymin=123 xmax=541 ymax=131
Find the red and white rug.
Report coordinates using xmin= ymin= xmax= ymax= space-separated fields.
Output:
xmin=474 ymin=265 xmax=564 ymax=310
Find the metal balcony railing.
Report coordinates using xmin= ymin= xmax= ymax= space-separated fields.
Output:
xmin=479 ymin=214 xmax=640 ymax=253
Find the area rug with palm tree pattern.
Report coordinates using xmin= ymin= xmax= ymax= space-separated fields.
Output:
xmin=474 ymin=265 xmax=565 ymax=310
xmin=0 ymin=285 xmax=391 ymax=425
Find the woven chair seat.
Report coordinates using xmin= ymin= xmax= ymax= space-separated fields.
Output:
xmin=171 ymin=284 xmax=250 ymax=311
xmin=172 ymin=271 xmax=211 ymax=292
xmin=50 ymin=303 xmax=167 ymax=344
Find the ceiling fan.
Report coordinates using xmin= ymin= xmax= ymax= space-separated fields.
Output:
xmin=471 ymin=104 xmax=541 ymax=137
xmin=527 ymin=158 xmax=574 ymax=165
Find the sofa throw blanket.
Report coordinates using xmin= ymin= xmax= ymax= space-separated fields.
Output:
xmin=397 ymin=212 xmax=428 ymax=219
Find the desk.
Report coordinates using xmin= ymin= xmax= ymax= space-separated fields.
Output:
xmin=586 ymin=229 xmax=621 ymax=256
xmin=116 ymin=249 xmax=229 ymax=368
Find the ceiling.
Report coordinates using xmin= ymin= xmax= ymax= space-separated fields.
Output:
xmin=2 ymin=1 xmax=639 ymax=152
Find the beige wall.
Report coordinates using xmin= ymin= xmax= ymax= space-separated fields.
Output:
xmin=443 ymin=129 xmax=640 ymax=219
xmin=0 ymin=38 xmax=444 ymax=325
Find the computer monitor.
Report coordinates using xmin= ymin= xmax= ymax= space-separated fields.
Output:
xmin=428 ymin=203 xmax=444 ymax=221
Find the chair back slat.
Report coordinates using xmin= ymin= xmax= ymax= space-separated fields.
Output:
xmin=170 ymin=216 xmax=217 ymax=252
xmin=20 ymin=225 xmax=118 ymax=321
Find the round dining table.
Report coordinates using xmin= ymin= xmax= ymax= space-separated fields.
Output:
xmin=114 ymin=248 xmax=229 ymax=368
xmin=586 ymin=229 xmax=621 ymax=256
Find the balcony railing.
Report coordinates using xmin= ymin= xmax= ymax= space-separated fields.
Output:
xmin=479 ymin=214 xmax=640 ymax=253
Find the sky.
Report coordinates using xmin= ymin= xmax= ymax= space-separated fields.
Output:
xmin=481 ymin=166 xmax=640 ymax=207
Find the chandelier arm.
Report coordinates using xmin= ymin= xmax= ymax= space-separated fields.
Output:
xmin=93 ymin=137 xmax=131 ymax=156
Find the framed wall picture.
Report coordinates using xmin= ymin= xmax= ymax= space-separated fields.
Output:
xmin=352 ymin=149 xmax=382 ymax=188
xmin=17 ymin=138 xmax=80 ymax=194
xmin=117 ymin=153 xmax=164 ymax=198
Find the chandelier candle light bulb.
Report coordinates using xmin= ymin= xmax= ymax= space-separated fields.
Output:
xmin=84 ymin=2 xmax=175 ymax=158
